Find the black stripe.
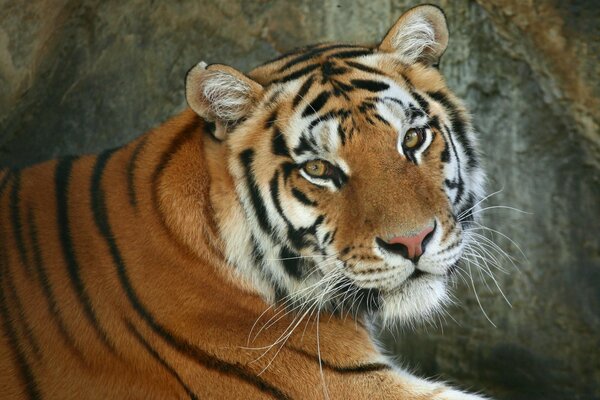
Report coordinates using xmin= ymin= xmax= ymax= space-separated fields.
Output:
xmin=331 ymin=79 xmax=355 ymax=98
xmin=427 ymin=91 xmax=477 ymax=168
xmin=0 ymin=222 xmax=41 ymax=399
xmin=204 ymin=120 xmax=217 ymax=139
xmin=279 ymin=246 xmax=303 ymax=279
xmin=331 ymin=168 xmax=348 ymax=189
xmin=280 ymin=162 xmax=296 ymax=182
xmin=268 ymin=171 xmax=286 ymax=224
xmin=328 ymin=49 xmax=373 ymax=59
xmin=125 ymin=321 xmax=198 ymax=400
xmin=265 ymin=110 xmax=278 ymax=130
xmin=91 ymin=152 xmax=290 ymax=399
xmin=26 ymin=208 xmax=83 ymax=359
xmin=320 ymin=61 xmax=349 ymax=81
xmin=441 ymin=140 xmax=450 ymax=163
xmin=344 ymin=60 xmax=384 ymax=74
xmin=307 ymin=109 xmax=343 ymax=131
xmin=337 ymin=125 xmax=346 ymax=146
xmin=350 ymin=79 xmax=389 ymax=92
xmin=151 ymin=122 xmax=199 ymax=188
xmin=10 ymin=171 xmax=32 ymax=276
xmin=0 ymin=171 xmax=11 ymax=196
xmin=127 ymin=136 xmax=148 ymax=209
xmin=278 ymin=44 xmax=364 ymax=72
xmin=56 ymin=155 xmax=116 ymax=353
xmin=4 ymin=257 xmax=41 ymax=359
xmin=373 ymin=113 xmax=390 ymax=126
xmin=302 ymin=91 xmax=331 ymax=117
xmin=250 ymin=235 xmax=288 ymax=302
xmin=291 ymin=188 xmax=316 ymax=207
xmin=442 ymin=124 xmax=465 ymax=204
xmin=250 ymin=234 xmax=288 ymax=302
xmin=272 ymin=128 xmax=290 ymax=158
xmin=410 ymin=91 xmax=430 ymax=114
xmin=290 ymin=347 xmax=391 ymax=374
xmin=239 ymin=149 xmax=273 ymax=234
xmin=265 ymin=90 xmax=283 ymax=108
xmin=150 ymin=120 xmax=199 ymax=243
xmin=293 ymin=75 xmax=315 ymax=109
xmin=406 ymin=104 xmax=425 ymax=123
xmin=276 ymin=64 xmax=320 ymax=83
xmin=428 ymin=115 xmax=441 ymax=131
xmin=457 ymin=193 xmax=476 ymax=223
xmin=269 ymin=172 xmax=313 ymax=250
xmin=401 ymin=73 xmax=414 ymax=88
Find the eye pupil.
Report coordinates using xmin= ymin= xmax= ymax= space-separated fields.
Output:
xmin=304 ymin=160 xmax=328 ymax=177
xmin=403 ymin=128 xmax=423 ymax=149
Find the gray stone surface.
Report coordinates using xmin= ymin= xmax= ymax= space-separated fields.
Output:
xmin=1 ymin=1 xmax=598 ymax=399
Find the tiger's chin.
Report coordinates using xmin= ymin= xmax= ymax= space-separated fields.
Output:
xmin=377 ymin=273 xmax=450 ymax=327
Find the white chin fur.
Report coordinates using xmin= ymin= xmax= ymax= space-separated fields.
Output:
xmin=378 ymin=275 xmax=449 ymax=328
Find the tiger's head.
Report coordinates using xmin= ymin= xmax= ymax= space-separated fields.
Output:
xmin=186 ymin=5 xmax=485 ymax=325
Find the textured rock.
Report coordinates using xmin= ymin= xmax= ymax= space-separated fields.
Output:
xmin=1 ymin=1 xmax=598 ymax=399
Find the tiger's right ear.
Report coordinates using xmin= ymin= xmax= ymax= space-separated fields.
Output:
xmin=379 ymin=5 xmax=448 ymax=66
xmin=185 ymin=62 xmax=264 ymax=140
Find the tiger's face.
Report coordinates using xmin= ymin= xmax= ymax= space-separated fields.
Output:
xmin=186 ymin=6 xmax=485 ymax=324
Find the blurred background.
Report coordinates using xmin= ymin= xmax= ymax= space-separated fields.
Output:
xmin=1 ymin=0 xmax=598 ymax=399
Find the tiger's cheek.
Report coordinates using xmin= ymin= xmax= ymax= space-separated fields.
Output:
xmin=420 ymin=130 xmax=457 ymax=236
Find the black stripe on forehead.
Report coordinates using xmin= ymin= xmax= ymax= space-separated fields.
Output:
xmin=293 ymin=135 xmax=319 ymax=156
xmin=351 ymin=79 xmax=390 ymax=92
xmin=293 ymin=75 xmax=315 ymax=109
xmin=278 ymin=44 xmax=366 ymax=71
xmin=302 ymin=91 xmax=331 ymax=117
xmin=320 ymin=61 xmax=350 ymax=82
xmin=277 ymin=63 xmax=320 ymax=83
xmin=328 ymin=49 xmax=373 ymax=59
xmin=272 ymin=128 xmax=290 ymax=158
xmin=344 ymin=60 xmax=385 ymax=75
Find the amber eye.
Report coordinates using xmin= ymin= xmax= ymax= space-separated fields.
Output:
xmin=303 ymin=160 xmax=330 ymax=178
xmin=403 ymin=128 xmax=425 ymax=150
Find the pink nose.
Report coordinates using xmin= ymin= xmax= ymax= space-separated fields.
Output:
xmin=385 ymin=225 xmax=435 ymax=260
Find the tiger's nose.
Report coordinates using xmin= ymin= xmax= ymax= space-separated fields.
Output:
xmin=376 ymin=224 xmax=436 ymax=262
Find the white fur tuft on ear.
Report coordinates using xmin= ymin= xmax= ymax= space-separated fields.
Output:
xmin=201 ymin=69 xmax=253 ymax=122
xmin=390 ymin=18 xmax=437 ymax=64
xmin=185 ymin=62 xmax=263 ymax=128
xmin=379 ymin=5 xmax=449 ymax=66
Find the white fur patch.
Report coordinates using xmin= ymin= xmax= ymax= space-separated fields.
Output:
xmin=203 ymin=70 xmax=252 ymax=121
xmin=392 ymin=18 xmax=437 ymax=64
xmin=380 ymin=275 xmax=450 ymax=328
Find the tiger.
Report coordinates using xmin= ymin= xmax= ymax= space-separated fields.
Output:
xmin=0 ymin=4 xmax=490 ymax=400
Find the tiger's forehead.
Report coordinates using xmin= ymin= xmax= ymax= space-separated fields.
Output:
xmin=249 ymin=43 xmax=379 ymax=85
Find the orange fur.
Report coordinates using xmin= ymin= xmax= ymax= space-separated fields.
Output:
xmin=0 ymin=5 xmax=490 ymax=399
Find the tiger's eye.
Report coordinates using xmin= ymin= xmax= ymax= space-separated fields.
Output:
xmin=303 ymin=160 xmax=328 ymax=178
xmin=403 ymin=128 xmax=424 ymax=149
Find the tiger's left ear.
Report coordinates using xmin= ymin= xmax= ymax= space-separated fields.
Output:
xmin=378 ymin=5 xmax=448 ymax=66
xmin=186 ymin=62 xmax=264 ymax=139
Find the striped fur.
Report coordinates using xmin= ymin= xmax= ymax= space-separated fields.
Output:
xmin=0 ymin=5 xmax=489 ymax=399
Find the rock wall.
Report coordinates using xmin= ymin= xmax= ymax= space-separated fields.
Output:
xmin=1 ymin=1 xmax=598 ymax=399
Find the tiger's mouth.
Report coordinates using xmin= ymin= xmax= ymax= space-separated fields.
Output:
xmin=407 ymin=268 xmax=427 ymax=280
xmin=323 ymin=257 xmax=451 ymax=323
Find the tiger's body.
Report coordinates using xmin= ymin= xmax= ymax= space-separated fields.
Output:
xmin=0 ymin=6 xmax=490 ymax=399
